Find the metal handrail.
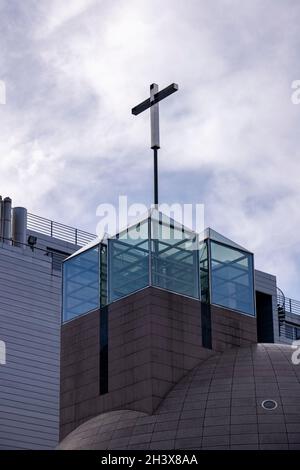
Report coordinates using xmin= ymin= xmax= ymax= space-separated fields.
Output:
xmin=278 ymin=291 xmax=300 ymax=317
xmin=277 ymin=287 xmax=285 ymax=310
xmin=27 ymin=212 xmax=95 ymax=247
xmin=284 ymin=297 xmax=300 ymax=316
xmin=277 ymin=287 xmax=300 ymax=341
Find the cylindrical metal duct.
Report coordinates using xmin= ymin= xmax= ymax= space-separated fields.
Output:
xmin=3 ymin=197 xmax=12 ymax=245
xmin=0 ymin=196 xmax=3 ymax=241
xmin=12 ymin=207 xmax=27 ymax=247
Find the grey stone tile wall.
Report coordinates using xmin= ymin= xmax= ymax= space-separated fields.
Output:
xmin=58 ymin=344 xmax=300 ymax=450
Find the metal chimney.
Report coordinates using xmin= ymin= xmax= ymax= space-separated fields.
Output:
xmin=3 ymin=197 xmax=12 ymax=245
xmin=0 ymin=196 xmax=3 ymax=241
xmin=12 ymin=207 xmax=27 ymax=247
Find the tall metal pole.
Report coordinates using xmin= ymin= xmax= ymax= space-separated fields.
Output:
xmin=153 ymin=148 xmax=158 ymax=207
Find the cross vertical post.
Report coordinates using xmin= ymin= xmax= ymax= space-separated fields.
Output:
xmin=150 ymin=83 xmax=159 ymax=208
xmin=132 ymin=82 xmax=178 ymax=208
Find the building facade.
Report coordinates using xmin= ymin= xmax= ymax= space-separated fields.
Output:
xmin=0 ymin=196 xmax=94 ymax=450
xmin=58 ymin=210 xmax=300 ymax=450
xmin=1 ymin=200 xmax=299 ymax=450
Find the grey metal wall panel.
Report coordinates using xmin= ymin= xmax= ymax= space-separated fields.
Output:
xmin=0 ymin=234 xmax=77 ymax=450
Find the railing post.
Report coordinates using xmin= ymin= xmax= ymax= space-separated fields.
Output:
xmin=51 ymin=220 xmax=53 ymax=237
xmin=75 ymin=229 xmax=78 ymax=245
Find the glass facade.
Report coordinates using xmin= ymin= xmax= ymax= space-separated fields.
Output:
xmin=108 ymin=220 xmax=149 ymax=303
xmin=62 ymin=212 xmax=256 ymax=322
xmin=151 ymin=214 xmax=199 ymax=299
xmin=63 ymin=246 xmax=100 ymax=322
xmin=210 ymin=241 xmax=255 ymax=316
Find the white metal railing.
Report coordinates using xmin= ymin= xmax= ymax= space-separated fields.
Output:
xmin=278 ymin=291 xmax=300 ymax=317
xmin=27 ymin=212 xmax=95 ymax=247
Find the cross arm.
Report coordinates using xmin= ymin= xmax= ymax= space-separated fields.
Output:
xmin=131 ymin=83 xmax=178 ymax=115
xmin=131 ymin=97 xmax=151 ymax=116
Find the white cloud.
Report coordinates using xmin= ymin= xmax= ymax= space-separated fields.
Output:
xmin=35 ymin=0 xmax=97 ymax=37
xmin=0 ymin=0 xmax=300 ymax=297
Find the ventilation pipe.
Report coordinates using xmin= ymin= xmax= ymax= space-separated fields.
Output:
xmin=12 ymin=207 xmax=27 ymax=247
xmin=0 ymin=196 xmax=3 ymax=241
xmin=3 ymin=197 xmax=12 ymax=244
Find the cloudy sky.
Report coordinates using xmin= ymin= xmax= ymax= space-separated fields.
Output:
xmin=1 ymin=0 xmax=300 ymax=298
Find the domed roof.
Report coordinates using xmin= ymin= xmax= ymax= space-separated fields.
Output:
xmin=58 ymin=344 xmax=300 ymax=450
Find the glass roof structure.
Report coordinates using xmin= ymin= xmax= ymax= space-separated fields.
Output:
xmin=62 ymin=209 xmax=255 ymax=322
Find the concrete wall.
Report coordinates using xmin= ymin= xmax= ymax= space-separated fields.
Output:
xmin=0 ymin=230 xmax=78 ymax=450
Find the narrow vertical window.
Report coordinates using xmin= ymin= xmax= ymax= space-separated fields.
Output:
xmin=99 ymin=306 xmax=108 ymax=395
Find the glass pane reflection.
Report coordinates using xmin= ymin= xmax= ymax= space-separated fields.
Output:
xmin=108 ymin=220 xmax=149 ymax=302
xmin=63 ymin=247 xmax=99 ymax=322
xmin=210 ymin=241 xmax=255 ymax=316
xmin=151 ymin=216 xmax=199 ymax=299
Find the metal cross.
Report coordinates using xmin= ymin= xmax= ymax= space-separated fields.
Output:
xmin=132 ymin=83 xmax=178 ymax=207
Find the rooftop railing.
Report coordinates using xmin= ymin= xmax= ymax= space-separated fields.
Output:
xmin=27 ymin=213 xmax=96 ymax=247
xmin=284 ymin=297 xmax=300 ymax=316
xmin=277 ymin=289 xmax=300 ymax=341
xmin=278 ymin=290 xmax=300 ymax=317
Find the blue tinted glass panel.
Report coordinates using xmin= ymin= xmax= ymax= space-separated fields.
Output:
xmin=210 ymin=241 xmax=255 ymax=316
xmin=63 ymin=246 xmax=99 ymax=322
xmin=108 ymin=220 xmax=149 ymax=302
xmin=151 ymin=216 xmax=199 ymax=299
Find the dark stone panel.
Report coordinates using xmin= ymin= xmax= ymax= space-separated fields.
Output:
xmin=202 ymin=435 xmax=230 ymax=447
xmin=259 ymin=433 xmax=288 ymax=444
xmin=230 ymin=433 xmax=259 ymax=445
xmin=211 ymin=305 xmax=257 ymax=352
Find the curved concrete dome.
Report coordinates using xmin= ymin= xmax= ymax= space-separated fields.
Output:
xmin=58 ymin=344 xmax=300 ymax=450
